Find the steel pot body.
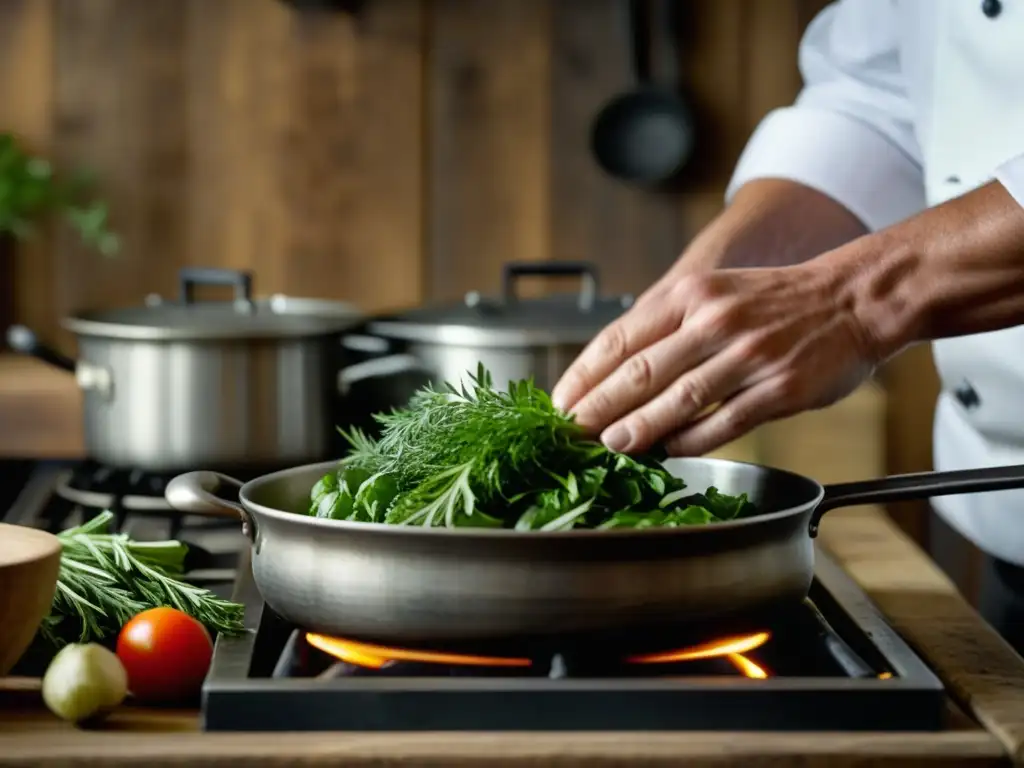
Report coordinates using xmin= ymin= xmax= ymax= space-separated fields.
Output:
xmin=7 ymin=268 xmax=422 ymax=472
xmin=75 ymin=333 xmax=343 ymax=471
xmin=165 ymin=457 xmax=1024 ymax=647
xmin=392 ymin=339 xmax=584 ymax=394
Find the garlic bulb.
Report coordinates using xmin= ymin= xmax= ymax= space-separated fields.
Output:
xmin=42 ymin=643 xmax=128 ymax=724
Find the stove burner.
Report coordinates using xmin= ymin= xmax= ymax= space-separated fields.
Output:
xmin=202 ymin=551 xmax=947 ymax=732
xmin=304 ymin=630 xmax=773 ymax=678
xmin=629 ymin=631 xmax=771 ymax=676
xmin=306 ymin=633 xmax=534 ymax=669
xmin=48 ymin=461 xmax=252 ymax=542
xmin=4 ymin=462 xmax=243 ymax=603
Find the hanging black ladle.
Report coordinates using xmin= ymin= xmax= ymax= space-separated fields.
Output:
xmin=591 ymin=0 xmax=694 ymax=186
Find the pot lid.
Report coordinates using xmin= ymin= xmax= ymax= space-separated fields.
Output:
xmin=61 ymin=269 xmax=365 ymax=341
xmin=367 ymin=261 xmax=634 ymax=348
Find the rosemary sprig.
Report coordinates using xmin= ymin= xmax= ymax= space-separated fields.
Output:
xmin=41 ymin=511 xmax=245 ymax=647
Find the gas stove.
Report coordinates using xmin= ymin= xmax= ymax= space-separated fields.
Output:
xmin=4 ymin=461 xmax=244 ymax=600
xmin=204 ymin=548 xmax=946 ymax=732
xmin=4 ymin=462 xmax=948 ymax=733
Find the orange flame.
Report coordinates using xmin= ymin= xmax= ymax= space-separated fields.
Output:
xmin=727 ymin=653 xmax=768 ymax=679
xmin=627 ymin=631 xmax=771 ymax=664
xmin=306 ymin=629 xmax=773 ymax=679
xmin=306 ymin=633 xmax=532 ymax=668
xmin=628 ymin=631 xmax=771 ymax=679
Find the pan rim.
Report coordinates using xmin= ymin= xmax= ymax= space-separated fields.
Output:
xmin=238 ymin=456 xmax=826 ymax=540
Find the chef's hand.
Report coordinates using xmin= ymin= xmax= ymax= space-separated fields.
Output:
xmin=550 ymin=260 xmax=880 ymax=456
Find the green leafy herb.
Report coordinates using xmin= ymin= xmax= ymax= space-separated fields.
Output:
xmin=0 ymin=133 xmax=119 ymax=255
xmin=308 ymin=364 xmax=760 ymax=531
xmin=40 ymin=511 xmax=245 ymax=647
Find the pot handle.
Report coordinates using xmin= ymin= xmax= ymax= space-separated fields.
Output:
xmin=810 ymin=463 xmax=1024 ymax=537
xmin=341 ymin=334 xmax=392 ymax=356
xmin=501 ymin=261 xmax=600 ymax=311
xmin=338 ymin=353 xmax=430 ymax=395
xmin=178 ymin=267 xmax=254 ymax=305
xmin=5 ymin=325 xmax=77 ymax=373
xmin=6 ymin=325 xmax=115 ymax=399
xmin=165 ymin=471 xmax=257 ymax=542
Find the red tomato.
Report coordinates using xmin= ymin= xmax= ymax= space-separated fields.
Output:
xmin=116 ymin=607 xmax=214 ymax=703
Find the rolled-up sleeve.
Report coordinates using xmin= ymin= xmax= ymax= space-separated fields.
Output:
xmin=995 ymin=153 xmax=1024 ymax=210
xmin=726 ymin=0 xmax=926 ymax=232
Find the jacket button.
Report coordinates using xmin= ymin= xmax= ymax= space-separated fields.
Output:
xmin=954 ymin=381 xmax=981 ymax=410
xmin=982 ymin=0 xmax=1002 ymax=18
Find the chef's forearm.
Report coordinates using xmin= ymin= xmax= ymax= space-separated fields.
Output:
xmin=836 ymin=180 xmax=1024 ymax=360
xmin=680 ymin=179 xmax=869 ymax=272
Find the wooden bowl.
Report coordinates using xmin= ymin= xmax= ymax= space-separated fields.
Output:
xmin=0 ymin=524 xmax=61 ymax=676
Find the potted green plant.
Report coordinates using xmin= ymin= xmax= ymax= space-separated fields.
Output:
xmin=0 ymin=132 xmax=118 ymax=346
xmin=0 ymin=132 xmax=119 ymax=256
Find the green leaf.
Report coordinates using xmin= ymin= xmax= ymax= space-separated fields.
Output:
xmin=0 ymin=132 xmax=118 ymax=255
xmin=42 ymin=515 xmax=245 ymax=648
xmin=318 ymin=364 xmax=760 ymax=533
xmin=666 ymin=505 xmax=718 ymax=525
xmin=311 ymin=472 xmax=339 ymax=503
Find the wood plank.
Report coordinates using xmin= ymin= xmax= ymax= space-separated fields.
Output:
xmin=676 ymin=0 xmax=745 ymax=198
xmin=52 ymin=0 xmax=187 ymax=350
xmin=759 ymin=382 xmax=887 ymax=484
xmin=548 ymin=0 xmax=684 ymax=298
xmin=879 ymin=346 xmax=942 ymax=551
xmin=0 ymin=729 xmax=1006 ymax=767
xmin=0 ymin=238 xmax=11 ymax=352
xmin=0 ymin=670 xmax=1008 ymax=766
xmin=740 ymin=0 xmax=804 ymax=133
xmin=186 ymin=0 xmax=425 ymax=311
xmin=283 ymin=0 xmax=426 ymax=310
xmin=820 ymin=508 xmax=1024 ymax=765
xmin=674 ymin=0 xmax=747 ymax=242
xmin=0 ymin=0 xmax=57 ymax=347
xmin=0 ymin=239 xmax=9 ymax=354
xmin=429 ymin=0 xmax=551 ymax=302
xmin=0 ymin=355 xmax=83 ymax=458
xmin=184 ymin=0 xmax=294 ymax=296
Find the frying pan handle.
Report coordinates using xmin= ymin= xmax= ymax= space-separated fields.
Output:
xmin=165 ymin=471 xmax=257 ymax=542
xmin=810 ymin=463 xmax=1024 ymax=537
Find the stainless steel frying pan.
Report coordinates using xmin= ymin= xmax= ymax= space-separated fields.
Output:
xmin=165 ymin=458 xmax=1024 ymax=647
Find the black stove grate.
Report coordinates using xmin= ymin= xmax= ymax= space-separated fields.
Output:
xmin=201 ymin=550 xmax=946 ymax=732
xmin=4 ymin=461 xmax=243 ymax=590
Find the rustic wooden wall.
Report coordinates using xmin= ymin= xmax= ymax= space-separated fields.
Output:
xmin=0 ymin=0 xmax=834 ymax=339
xmin=0 ymin=0 xmax=938 ymax=540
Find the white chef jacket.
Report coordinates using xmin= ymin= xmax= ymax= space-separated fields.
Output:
xmin=725 ymin=0 xmax=1024 ymax=566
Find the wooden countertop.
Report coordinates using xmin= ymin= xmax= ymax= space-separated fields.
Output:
xmin=0 ymin=354 xmax=84 ymax=459
xmin=2 ymin=506 xmax=1024 ymax=766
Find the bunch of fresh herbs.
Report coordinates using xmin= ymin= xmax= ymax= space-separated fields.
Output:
xmin=41 ymin=511 xmax=245 ymax=647
xmin=0 ymin=132 xmax=118 ymax=256
xmin=307 ymin=364 xmax=759 ymax=531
